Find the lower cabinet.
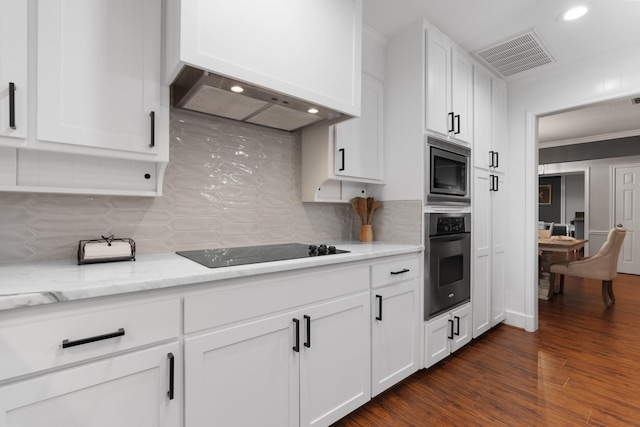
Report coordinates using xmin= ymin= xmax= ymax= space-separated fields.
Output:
xmin=184 ymin=292 xmax=371 ymax=427
xmin=0 ymin=342 xmax=179 ymax=426
xmin=371 ymin=278 xmax=420 ymax=396
xmin=424 ymin=302 xmax=472 ymax=369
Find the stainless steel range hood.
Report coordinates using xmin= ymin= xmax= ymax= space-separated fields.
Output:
xmin=171 ymin=66 xmax=343 ymax=132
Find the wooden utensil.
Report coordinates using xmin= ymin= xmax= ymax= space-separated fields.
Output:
xmin=351 ymin=197 xmax=366 ymax=225
xmin=368 ymin=201 xmax=381 ymax=225
xmin=359 ymin=197 xmax=368 ymax=225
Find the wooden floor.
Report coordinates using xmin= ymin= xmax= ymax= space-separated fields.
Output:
xmin=332 ymin=273 xmax=640 ymax=426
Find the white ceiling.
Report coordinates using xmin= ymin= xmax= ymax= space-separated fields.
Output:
xmin=362 ymin=0 xmax=640 ymax=145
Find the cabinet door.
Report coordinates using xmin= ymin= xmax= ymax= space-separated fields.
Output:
xmin=472 ymin=170 xmax=492 ymax=338
xmin=450 ymin=303 xmax=472 ymax=353
xmin=334 ymin=73 xmax=384 ymax=181
xmin=300 ymin=292 xmax=371 ymax=427
xmin=491 ymin=78 xmax=507 ymax=173
xmin=184 ymin=312 xmax=299 ymax=427
xmin=371 ymin=279 xmax=420 ymax=396
xmin=426 ymin=29 xmax=451 ymax=136
xmin=0 ymin=0 xmax=27 ymax=139
xmin=450 ymin=48 xmax=473 ymax=144
xmin=0 ymin=343 xmax=178 ymax=427
xmin=36 ymin=0 xmax=161 ymax=154
xmin=491 ymin=174 xmax=507 ymax=326
xmin=424 ymin=312 xmax=451 ymax=369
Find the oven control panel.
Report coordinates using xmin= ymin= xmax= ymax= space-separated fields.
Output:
xmin=426 ymin=212 xmax=471 ymax=236
xmin=436 ymin=217 xmax=467 ymax=234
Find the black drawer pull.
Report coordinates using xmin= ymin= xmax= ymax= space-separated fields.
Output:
xmin=339 ymin=148 xmax=345 ymax=171
xmin=390 ymin=268 xmax=410 ymax=275
xmin=9 ymin=82 xmax=16 ymax=129
xmin=375 ymin=295 xmax=383 ymax=321
xmin=292 ymin=318 xmax=300 ymax=352
xmin=304 ymin=315 xmax=311 ymax=348
xmin=62 ymin=328 xmax=125 ymax=348
xmin=167 ymin=352 xmax=175 ymax=400
xmin=454 ymin=316 xmax=461 ymax=336
xmin=448 ymin=319 xmax=454 ymax=340
xmin=149 ymin=111 xmax=155 ymax=147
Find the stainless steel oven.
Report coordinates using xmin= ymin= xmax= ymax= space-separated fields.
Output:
xmin=425 ymin=136 xmax=470 ymax=206
xmin=424 ymin=212 xmax=471 ymax=320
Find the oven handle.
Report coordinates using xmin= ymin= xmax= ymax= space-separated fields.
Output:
xmin=429 ymin=233 xmax=470 ymax=243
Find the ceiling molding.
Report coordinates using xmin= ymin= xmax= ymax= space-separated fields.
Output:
xmin=538 ymin=129 xmax=640 ymax=148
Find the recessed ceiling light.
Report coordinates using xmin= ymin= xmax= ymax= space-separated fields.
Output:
xmin=308 ymin=108 xmax=319 ymax=114
xmin=562 ymin=5 xmax=589 ymax=21
xmin=230 ymin=85 xmax=244 ymax=93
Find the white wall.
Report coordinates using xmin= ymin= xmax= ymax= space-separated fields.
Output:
xmin=506 ymin=46 xmax=640 ymax=331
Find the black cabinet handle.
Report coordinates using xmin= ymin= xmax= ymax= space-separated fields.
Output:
xmin=149 ymin=111 xmax=155 ymax=147
xmin=493 ymin=175 xmax=499 ymax=192
xmin=304 ymin=315 xmax=311 ymax=348
xmin=167 ymin=352 xmax=175 ymax=400
xmin=338 ymin=148 xmax=345 ymax=171
xmin=494 ymin=151 xmax=499 ymax=168
xmin=292 ymin=318 xmax=300 ymax=352
xmin=489 ymin=151 xmax=495 ymax=168
xmin=375 ymin=295 xmax=383 ymax=321
xmin=454 ymin=114 xmax=461 ymax=134
xmin=448 ymin=319 xmax=454 ymax=339
xmin=390 ymin=268 xmax=410 ymax=275
xmin=448 ymin=112 xmax=454 ymax=132
xmin=62 ymin=328 xmax=125 ymax=348
xmin=454 ymin=316 xmax=461 ymax=336
xmin=9 ymin=82 xmax=16 ymax=129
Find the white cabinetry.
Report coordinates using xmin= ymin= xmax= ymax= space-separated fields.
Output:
xmin=0 ymin=0 xmax=169 ymax=196
xmin=426 ymin=27 xmax=473 ymax=144
xmin=472 ymin=69 xmax=506 ymax=338
xmin=166 ymin=0 xmax=362 ymax=117
xmin=371 ymin=255 xmax=420 ymax=396
xmin=424 ymin=302 xmax=471 ymax=368
xmin=301 ymin=28 xmax=385 ymax=202
xmin=0 ymin=296 xmax=181 ymax=426
xmin=0 ymin=0 xmax=27 ymax=140
xmin=183 ymin=265 xmax=371 ymax=427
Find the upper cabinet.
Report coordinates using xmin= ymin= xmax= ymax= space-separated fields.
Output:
xmin=426 ymin=28 xmax=473 ymax=144
xmin=301 ymin=26 xmax=385 ymax=202
xmin=0 ymin=0 xmax=27 ymax=140
xmin=0 ymin=0 xmax=169 ymax=196
xmin=165 ymin=0 xmax=363 ymax=118
xmin=37 ymin=0 xmax=163 ymax=155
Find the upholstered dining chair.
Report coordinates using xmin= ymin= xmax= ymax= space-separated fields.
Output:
xmin=549 ymin=226 xmax=626 ymax=307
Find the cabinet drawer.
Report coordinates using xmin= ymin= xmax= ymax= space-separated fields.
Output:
xmin=184 ymin=264 xmax=369 ymax=334
xmin=0 ymin=297 xmax=180 ymax=382
xmin=371 ymin=255 xmax=420 ymax=288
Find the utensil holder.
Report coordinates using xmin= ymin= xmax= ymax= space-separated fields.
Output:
xmin=360 ymin=225 xmax=373 ymax=242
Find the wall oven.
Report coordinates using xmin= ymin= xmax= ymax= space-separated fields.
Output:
xmin=424 ymin=212 xmax=471 ymax=320
xmin=425 ymin=136 xmax=470 ymax=206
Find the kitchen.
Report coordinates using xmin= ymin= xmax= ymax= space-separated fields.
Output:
xmin=1 ymin=0 xmax=640 ymax=426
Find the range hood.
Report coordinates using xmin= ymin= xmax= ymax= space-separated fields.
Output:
xmin=171 ymin=66 xmax=343 ymax=132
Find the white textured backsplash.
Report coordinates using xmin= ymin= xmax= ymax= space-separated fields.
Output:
xmin=0 ymin=109 xmax=421 ymax=264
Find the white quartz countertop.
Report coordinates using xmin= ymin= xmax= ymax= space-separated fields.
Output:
xmin=0 ymin=243 xmax=423 ymax=312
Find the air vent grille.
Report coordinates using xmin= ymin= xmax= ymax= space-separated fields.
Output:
xmin=633 ymin=97 xmax=640 ymax=105
xmin=475 ymin=31 xmax=556 ymax=77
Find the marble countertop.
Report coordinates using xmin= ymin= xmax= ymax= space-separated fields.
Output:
xmin=0 ymin=242 xmax=423 ymax=312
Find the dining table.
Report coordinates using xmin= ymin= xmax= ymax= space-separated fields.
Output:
xmin=538 ymin=236 xmax=588 ymax=299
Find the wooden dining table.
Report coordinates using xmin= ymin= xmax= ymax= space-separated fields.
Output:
xmin=538 ymin=236 xmax=588 ymax=299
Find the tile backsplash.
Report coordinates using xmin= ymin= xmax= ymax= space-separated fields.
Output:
xmin=0 ymin=109 xmax=421 ymax=264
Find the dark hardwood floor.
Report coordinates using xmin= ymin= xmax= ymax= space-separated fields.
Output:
xmin=333 ymin=273 xmax=640 ymax=426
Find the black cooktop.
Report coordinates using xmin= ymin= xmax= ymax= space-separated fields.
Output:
xmin=176 ymin=243 xmax=350 ymax=269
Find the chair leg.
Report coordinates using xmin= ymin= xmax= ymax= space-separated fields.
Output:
xmin=602 ymin=281 xmax=612 ymax=307
xmin=559 ymin=275 xmax=565 ymax=294
xmin=606 ymin=280 xmax=615 ymax=304
xmin=547 ymin=273 xmax=555 ymax=300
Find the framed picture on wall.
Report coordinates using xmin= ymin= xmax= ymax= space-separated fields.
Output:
xmin=539 ymin=184 xmax=552 ymax=205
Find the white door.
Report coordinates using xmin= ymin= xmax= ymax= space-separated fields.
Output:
xmin=371 ymin=279 xmax=420 ymax=396
xmin=472 ymin=170 xmax=491 ymax=338
xmin=449 ymin=303 xmax=472 ymax=353
xmin=0 ymin=0 xmax=27 ymax=139
xmin=424 ymin=312 xmax=451 ymax=369
xmin=299 ymin=292 xmax=371 ymax=427
xmin=0 ymin=343 xmax=179 ymax=427
xmin=426 ymin=29 xmax=451 ymax=136
xmin=614 ymin=165 xmax=640 ymax=274
xmin=36 ymin=0 xmax=161 ymax=154
xmin=184 ymin=311 xmax=299 ymax=427
xmin=450 ymin=48 xmax=473 ymax=144
xmin=491 ymin=173 xmax=507 ymax=326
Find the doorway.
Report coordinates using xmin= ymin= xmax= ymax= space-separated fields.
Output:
xmin=614 ymin=165 xmax=640 ymax=275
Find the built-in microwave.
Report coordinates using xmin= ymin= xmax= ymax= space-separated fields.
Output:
xmin=425 ymin=136 xmax=470 ymax=205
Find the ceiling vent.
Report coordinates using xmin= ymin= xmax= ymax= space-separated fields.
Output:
xmin=475 ymin=30 xmax=556 ymax=77
xmin=632 ymin=97 xmax=640 ymax=105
